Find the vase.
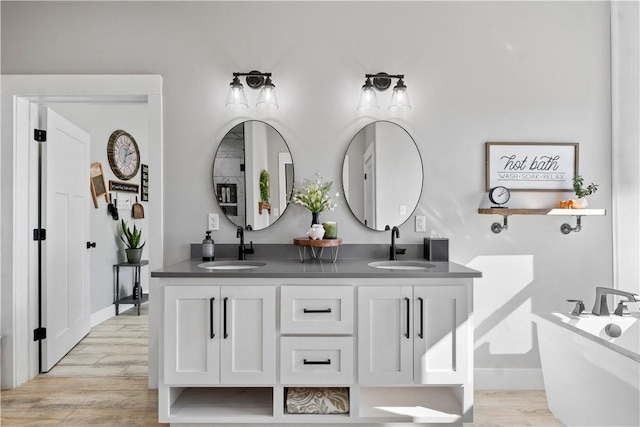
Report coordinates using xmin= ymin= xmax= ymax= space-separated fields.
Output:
xmin=311 ymin=212 xmax=320 ymax=226
xmin=125 ymin=248 xmax=143 ymax=264
xmin=571 ymin=197 xmax=589 ymax=209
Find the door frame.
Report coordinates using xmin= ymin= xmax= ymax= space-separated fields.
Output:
xmin=1 ymin=75 xmax=164 ymax=389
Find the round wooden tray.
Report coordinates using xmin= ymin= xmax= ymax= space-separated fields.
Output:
xmin=293 ymin=237 xmax=343 ymax=263
xmin=293 ymin=237 xmax=343 ymax=247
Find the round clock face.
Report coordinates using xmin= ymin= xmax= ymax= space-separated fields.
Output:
xmin=489 ymin=186 xmax=510 ymax=206
xmin=107 ymin=130 xmax=140 ymax=180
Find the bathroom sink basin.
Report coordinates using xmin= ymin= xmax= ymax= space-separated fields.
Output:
xmin=368 ymin=260 xmax=436 ymax=270
xmin=198 ymin=261 xmax=266 ymax=270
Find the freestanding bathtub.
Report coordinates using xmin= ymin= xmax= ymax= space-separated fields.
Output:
xmin=534 ymin=311 xmax=639 ymax=427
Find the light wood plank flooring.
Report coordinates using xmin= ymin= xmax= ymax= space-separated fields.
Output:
xmin=1 ymin=304 xmax=561 ymax=426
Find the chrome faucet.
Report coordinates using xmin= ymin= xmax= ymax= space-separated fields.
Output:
xmin=385 ymin=225 xmax=405 ymax=260
xmin=236 ymin=226 xmax=254 ymax=260
xmin=592 ymin=286 xmax=640 ymax=316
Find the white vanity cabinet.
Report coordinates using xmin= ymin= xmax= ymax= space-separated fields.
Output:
xmin=358 ymin=285 xmax=469 ymax=386
xmin=152 ymin=266 xmax=478 ymax=426
xmin=164 ymin=285 xmax=276 ymax=385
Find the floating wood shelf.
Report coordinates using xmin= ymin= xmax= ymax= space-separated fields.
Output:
xmin=477 ymin=208 xmax=606 ymax=234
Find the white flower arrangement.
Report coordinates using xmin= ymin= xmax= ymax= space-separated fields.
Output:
xmin=291 ymin=174 xmax=339 ymax=213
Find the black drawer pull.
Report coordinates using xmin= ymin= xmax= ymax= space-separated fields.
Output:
xmin=303 ymin=308 xmax=332 ymax=313
xmin=418 ymin=297 xmax=424 ymax=339
xmin=303 ymin=359 xmax=331 ymax=365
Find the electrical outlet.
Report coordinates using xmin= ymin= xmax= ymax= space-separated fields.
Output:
xmin=415 ymin=215 xmax=427 ymax=233
xmin=208 ymin=213 xmax=219 ymax=231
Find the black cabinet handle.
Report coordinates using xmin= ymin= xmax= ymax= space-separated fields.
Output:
xmin=223 ymin=297 xmax=228 ymax=339
xmin=303 ymin=308 xmax=332 ymax=313
xmin=418 ymin=297 xmax=424 ymax=339
xmin=303 ymin=359 xmax=331 ymax=365
xmin=209 ymin=297 xmax=215 ymax=339
xmin=405 ymin=297 xmax=410 ymax=339
xmin=86 ymin=241 xmax=96 ymax=249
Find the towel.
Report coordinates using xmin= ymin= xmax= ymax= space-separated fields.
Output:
xmin=285 ymin=387 xmax=349 ymax=414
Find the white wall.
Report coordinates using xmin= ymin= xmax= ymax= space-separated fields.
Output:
xmin=1 ymin=1 xmax=615 ymax=388
xmin=48 ymin=103 xmax=149 ymax=316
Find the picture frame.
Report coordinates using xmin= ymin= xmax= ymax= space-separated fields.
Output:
xmin=141 ymin=163 xmax=149 ymax=202
xmin=89 ymin=162 xmax=109 ymax=208
xmin=109 ymin=180 xmax=139 ymax=193
xmin=485 ymin=142 xmax=579 ymax=191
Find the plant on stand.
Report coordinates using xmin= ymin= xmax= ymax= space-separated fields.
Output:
xmin=571 ymin=175 xmax=598 ymax=208
xmin=121 ymin=219 xmax=145 ymax=264
xmin=292 ymin=174 xmax=339 ymax=225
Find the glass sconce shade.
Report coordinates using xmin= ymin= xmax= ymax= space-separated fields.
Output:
xmin=225 ymin=76 xmax=249 ymax=109
xmin=256 ymin=76 xmax=279 ymax=110
xmin=388 ymin=78 xmax=411 ymax=110
xmin=357 ymin=77 xmax=379 ymax=111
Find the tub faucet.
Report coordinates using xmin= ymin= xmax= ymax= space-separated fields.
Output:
xmin=236 ymin=226 xmax=254 ymax=260
xmin=591 ymin=286 xmax=640 ymax=316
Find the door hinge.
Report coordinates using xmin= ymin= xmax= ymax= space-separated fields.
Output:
xmin=33 ymin=228 xmax=47 ymax=241
xmin=33 ymin=327 xmax=47 ymax=341
xmin=34 ymin=129 xmax=47 ymax=142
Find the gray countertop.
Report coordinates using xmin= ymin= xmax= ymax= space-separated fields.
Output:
xmin=151 ymin=257 xmax=482 ymax=279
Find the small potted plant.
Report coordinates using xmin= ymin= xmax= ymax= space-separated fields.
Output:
xmin=258 ymin=169 xmax=271 ymax=215
xmin=121 ymin=219 xmax=145 ymax=264
xmin=571 ymin=175 xmax=598 ymax=208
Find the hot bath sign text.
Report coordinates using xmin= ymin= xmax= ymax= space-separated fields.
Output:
xmin=498 ymin=154 xmax=567 ymax=182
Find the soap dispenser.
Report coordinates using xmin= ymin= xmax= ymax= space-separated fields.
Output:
xmin=202 ymin=231 xmax=215 ymax=262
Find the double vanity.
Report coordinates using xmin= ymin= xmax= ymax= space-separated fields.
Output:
xmin=150 ymin=119 xmax=479 ymax=425
xmin=150 ymin=254 xmax=481 ymax=426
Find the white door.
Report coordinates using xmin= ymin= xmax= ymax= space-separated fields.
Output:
xmin=413 ymin=286 xmax=469 ymax=385
xmin=220 ymin=286 xmax=275 ymax=384
xmin=164 ymin=286 xmax=220 ymax=384
xmin=40 ymin=107 xmax=92 ymax=372
xmin=364 ymin=143 xmax=376 ymax=229
xmin=358 ymin=286 xmax=413 ymax=385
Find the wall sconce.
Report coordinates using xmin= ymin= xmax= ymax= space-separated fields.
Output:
xmin=225 ymin=71 xmax=279 ymax=110
xmin=357 ymin=72 xmax=411 ymax=111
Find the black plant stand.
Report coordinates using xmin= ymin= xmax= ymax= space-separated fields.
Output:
xmin=113 ymin=260 xmax=149 ymax=315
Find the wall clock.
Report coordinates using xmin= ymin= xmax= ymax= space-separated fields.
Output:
xmin=107 ymin=129 xmax=140 ymax=181
xmin=489 ymin=186 xmax=510 ymax=207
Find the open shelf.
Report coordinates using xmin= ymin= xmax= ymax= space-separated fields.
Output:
xmin=358 ymin=387 xmax=463 ymax=424
xmin=478 ymin=208 xmax=606 ymax=234
xmin=478 ymin=208 xmax=606 ymax=216
xmin=170 ymin=387 xmax=273 ymax=419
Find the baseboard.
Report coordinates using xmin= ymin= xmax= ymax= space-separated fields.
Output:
xmin=90 ymin=304 xmax=136 ymax=327
xmin=474 ymin=368 xmax=545 ymax=390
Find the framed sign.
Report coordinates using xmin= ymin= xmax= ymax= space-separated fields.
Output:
xmin=141 ymin=163 xmax=149 ymax=201
xmin=89 ymin=163 xmax=109 ymax=208
xmin=485 ymin=142 xmax=579 ymax=191
xmin=109 ymin=180 xmax=139 ymax=193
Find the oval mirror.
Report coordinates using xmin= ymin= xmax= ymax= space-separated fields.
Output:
xmin=213 ymin=121 xmax=294 ymax=231
xmin=342 ymin=121 xmax=423 ymax=231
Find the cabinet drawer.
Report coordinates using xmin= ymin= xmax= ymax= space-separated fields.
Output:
xmin=280 ymin=337 xmax=353 ymax=385
xmin=280 ymin=286 xmax=353 ymax=334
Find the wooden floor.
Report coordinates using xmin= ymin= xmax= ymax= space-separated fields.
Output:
xmin=1 ymin=304 xmax=562 ymax=426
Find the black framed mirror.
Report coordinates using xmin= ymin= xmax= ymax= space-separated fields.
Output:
xmin=213 ymin=121 xmax=294 ymax=230
xmin=342 ymin=121 xmax=423 ymax=231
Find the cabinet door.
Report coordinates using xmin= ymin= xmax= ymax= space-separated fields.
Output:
xmin=413 ymin=285 xmax=469 ymax=384
xmin=220 ymin=286 xmax=276 ymax=384
xmin=164 ymin=286 xmax=220 ymax=385
xmin=358 ymin=286 xmax=413 ymax=385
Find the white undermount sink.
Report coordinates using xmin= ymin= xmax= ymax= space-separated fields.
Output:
xmin=368 ymin=260 xmax=436 ymax=270
xmin=198 ymin=261 xmax=266 ymax=270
